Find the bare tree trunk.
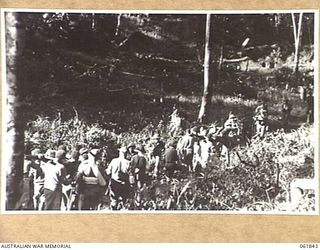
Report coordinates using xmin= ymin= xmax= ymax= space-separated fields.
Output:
xmin=291 ymin=13 xmax=303 ymax=73
xmin=198 ymin=14 xmax=212 ymax=123
xmin=160 ymin=81 xmax=164 ymax=103
xmin=217 ymin=42 xmax=224 ymax=84
xmin=91 ymin=13 xmax=96 ymax=31
xmin=274 ymin=14 xmax=279 ymax=36
xmin=5 ymin=12 xmax=25 ymax=210
xmin=115 ymin=14 xmax=122 ymax=36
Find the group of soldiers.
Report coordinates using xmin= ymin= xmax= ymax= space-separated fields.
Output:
xmin=15 ymin=95 xmax=301 ymax=211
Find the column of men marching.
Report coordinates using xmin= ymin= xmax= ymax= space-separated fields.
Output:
xmin=13 ymin=99 xmax=298 ymax=211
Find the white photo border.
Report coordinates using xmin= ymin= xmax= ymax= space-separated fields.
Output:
xmin=1 ymin=8 xmax=319 ymax=215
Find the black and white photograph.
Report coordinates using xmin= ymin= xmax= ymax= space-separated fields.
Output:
xmin=2 ymin=9 xmax=318 ymax=213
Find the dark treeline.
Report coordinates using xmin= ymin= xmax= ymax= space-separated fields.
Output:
xmin=13 ymin=12 xmax=314 ymax=123
xmin=21 ymin=12 xmax=314 ymax=58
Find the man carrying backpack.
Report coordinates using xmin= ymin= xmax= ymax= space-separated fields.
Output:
xmin=106 ymin=146 xmax=134 ymax=210
xmin=75 ymin=148 xmax=107 ymax=210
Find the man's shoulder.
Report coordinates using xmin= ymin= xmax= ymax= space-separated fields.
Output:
xmin=78 ymin=160 xmax=89 ymax=169
xmin=122 ymin=158 xmax=130 ymax=164
xmin=42 ymin=161 xmax=63 ymax=172
xmin=43 ymin=160 xmax=54 ymax=167
xmin=131 ymin=154 xmax=140 ymax=160
xmin=110 ymin=157 xmax=129 ymax=167
xmin=110 ymin=157 xmax=119 ymax=164
xmin=56 ymin=162 xmax=66 ymax=170
xmin=165 ymin=147 xmax=176 ymax=153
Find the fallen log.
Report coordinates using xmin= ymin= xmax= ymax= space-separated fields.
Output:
xmin=223 ymin=56 xmax=250 ymax=63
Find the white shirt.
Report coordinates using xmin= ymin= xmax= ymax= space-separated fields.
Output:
xmin=106 ymin=157 xmax=131 ymax=184
xmin=41 ymin=161 xmax=66 ymax=191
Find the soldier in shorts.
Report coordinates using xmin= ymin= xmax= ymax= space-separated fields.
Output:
xmin=179 ymin=129 xmax=195 ymax=171
xmin=253 ymin=102 xmax=268 ymax=139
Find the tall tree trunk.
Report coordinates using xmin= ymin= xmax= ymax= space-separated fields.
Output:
xmin=198 ymin=14 xmax=212 ymax=123
xmin=217 ymin=42 xmax=224 ymax=84
xmin=115 ymin=14 xmax=122 ymax=36
xmin=91 ymin=13 xmax=96 ymax=31
xmin=291 ymin=13 xmax=303 ymax=73
xmin=5 ymin=12 xmax=25 ymax=210
xmin=274 ymin=14 xmax=279 ymax=37
xmin=217 ymin=16 xmax=225 ymax=85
